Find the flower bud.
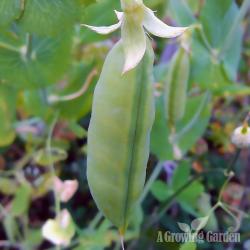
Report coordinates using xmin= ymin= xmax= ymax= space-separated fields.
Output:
xmin=53 ymin=177 xmax=78 ymax=202
xmin=231 ymin=125 xmax=250 ymax=148
xmin=42 ymin=209 xmax=75 ymax=246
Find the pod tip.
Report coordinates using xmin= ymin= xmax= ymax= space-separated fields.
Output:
xmin=119 ymin=228 xmax=125 ymax=250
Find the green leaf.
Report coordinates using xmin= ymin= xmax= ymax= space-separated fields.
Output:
xmin=18 ymin=0 xmax=79 ymax=36
xmin=172 ymin=162 xmax=190 ymax=191
xmin=200 ymin=0 xmax=233 ymax=48
xmin=0 ymin=178 xmax=18 ymax=195
xmin=174 ymin=93 xmax=212 ymax=154
xmin=151 ymin=92 xmax=211 ymax=160
xmin=22 ymin=88 xmax=53 ymax=118
xmin=0 ymin=0 xmax=20 ymax=27
xmin=0 ymin=85 xmax=16 ymax=147
xmin=190 ymin=35 xmax=233 ymax=89
xmin=150 ymin=94 xmax=172 ymax=160
xmin=129 ymin=205 xmax=144 ymax=232
xmin=168 ymin=0 xmax=196 ymax=26
xmin=200 ymin=0 xmax=243 ymax=80
xmin=197 ymin=193 xmax=218 ymax=231
xmin=68 ymin=121 xmax=87 ymax=138
xmin=180 ymin=242 xmax=196 ymax=250
xmin=78 ymin=229 xmax=116 ymax=250
xmin=144 ymin=0 xmax=165 ymax=9
xmin=151 ymin=180 xmax=173 ymax=202
xmin=24 ymin=229 xmax=43 ymax=249
xmin=0 ymin=31 xmax=72 ymax=89
xmin=11 ymin=184 xmax=32 ymax=216
xmin=172 ymin=162 xmax=204 ymax=207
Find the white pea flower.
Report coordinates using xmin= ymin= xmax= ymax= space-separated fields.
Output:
xmin=53 ymin=176 xmax=79 ymax=202
xmin=42 ymin=209 xmax=75 ymax=247
xmin=231 ymin=125 xmax=250 ymax=148
xmin=83 ymin=3 xmax=188 ymax=73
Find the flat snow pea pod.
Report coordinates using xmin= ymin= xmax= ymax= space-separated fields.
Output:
xmin=164 ymin=47 xmax=190 ymax=129
xmin=87 ymin=40 xmax=155 ymax=233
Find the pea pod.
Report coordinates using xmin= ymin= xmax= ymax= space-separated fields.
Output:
xmin=87 ymin=40 xmax=155 ymax=233
xmin=164 ymin=47 xmax=190 ymax=128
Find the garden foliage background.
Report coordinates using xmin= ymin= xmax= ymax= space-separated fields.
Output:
xmin=0 ymin=0 xmax=249 ymax=249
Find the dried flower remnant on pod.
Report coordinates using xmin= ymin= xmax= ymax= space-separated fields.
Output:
xmin=83 ymin=0 xmax=188 ymax=73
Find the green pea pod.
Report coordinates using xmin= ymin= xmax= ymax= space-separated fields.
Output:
xmin=164 ymin=47 xmax=190 ymax=128
xmin=87 ymin=40 xmax=155 ymax=233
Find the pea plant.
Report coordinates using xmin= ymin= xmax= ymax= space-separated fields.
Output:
xmin=0 ymin=0 xmax=250 ymax=250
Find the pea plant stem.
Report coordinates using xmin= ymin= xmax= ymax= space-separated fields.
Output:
xmin=46 ymin=113 xmax=60 ymax=216
xmin=48 ymin=69 xmax=97 ymax=104
xmin=139 ymin=161 xmax=164 ymax=204
xmin=226 ymin=148 xmax=241 ymax=174
xmin=196 ymin=25 xmax=214 ymax=56
xmin=145 ymin=171 xmax=204 ymax=228
xmin=218 ymin=148 xmax=241 ymax=201
xmin=46 ymin=113 xmax=62 ymax=250
xmin=144 ymin=148 xmax=242 ymax=230
xmin=88 ymin=212 xmax=103 ymax=230
xmin=0 ymin=42 xmax=20 ymax=53
xmin=25 ymin=34 xmax=33 ymax=59
xmin=16 ymin=0 xmax=26 ymax=20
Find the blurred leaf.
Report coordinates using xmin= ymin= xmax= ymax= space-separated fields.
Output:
xmin=151 ymin=92 xmax=211 ymax=160
xmin=0 ymin=85 xmax=16 ymax=147
xmin=172 ymin=162 xmax=190 ymax=191
xmin=24 ymin=229 xmax=43 ymax=248
xmin=21 ymin=89 xmax=51 ymax=119
xmin=172 ymin=162 xmax=204 ymax=210
xmin=200 ymin=0 xmax=233 ymax=47
xmin=0 ymin=177 xmax=18 ymax=195
xmin=200 ymin=0 xmax=243 ymax=80
xmin=129 ymin=205 xmax=144 ymax=232
xmin=18 ymin=0 xmax=80 ymax=36
xmin=11 ymin=184 xmax=32 ymax=216
xmin=190 ymin=36 xmax=232 ymax=89
xmin=33 ymin=147 xmax=67 ymax=167
xmin=68 ymin=121 xmax=87 ymax=138
xmin=77 ymin=229 xmax=117 ymax=250
xmin=144 ymin=0 xmax=165 ymax=9
xmin=151 ymin=96 xmax=172 ymax=160
xmin=151 ymin=162 xmax=204 ymax=214
xmin=168 ymin=0 xmax=196 ymax=25
xmin=207 ymin=81 xmax=250 ymax=96
xmin=0 ymin=31 xmax=72 ymax=89
xmin=197 ymin=193 xmax=218 ymax=231
xmin=0 ymin=0 xmax=20 ymax=27
xmin=221 ymin=13 xmax=243 ymax=80
xmin=151 ymin=180 xmax=173 ymax=202
xmin=174 ymin=93 xmax=212 ymax=154
xmin=180 ymin=242 xmax=196 ymax=250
